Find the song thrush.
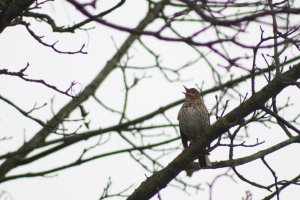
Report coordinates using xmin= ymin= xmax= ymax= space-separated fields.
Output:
xmin=177 ymin=86 xmax=211 ymax=167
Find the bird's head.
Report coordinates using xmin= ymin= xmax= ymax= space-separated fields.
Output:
xmin=182 ymin=86 xmax=201 ymax=99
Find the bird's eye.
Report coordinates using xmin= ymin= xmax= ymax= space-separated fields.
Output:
xmin=190 ymin=89 xmax=197 ymax=93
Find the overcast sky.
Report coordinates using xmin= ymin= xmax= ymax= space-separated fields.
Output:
xmin=0 ymin=1 xmax=300 ymax=200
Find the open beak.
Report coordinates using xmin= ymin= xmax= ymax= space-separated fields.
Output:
xmin=182 ymin=85 xmax=189 ymax=95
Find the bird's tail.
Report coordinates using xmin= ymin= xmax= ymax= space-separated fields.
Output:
xmin=198 ymin=154 xmax=211 ymax=168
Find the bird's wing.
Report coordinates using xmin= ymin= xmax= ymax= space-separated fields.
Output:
xmin=179 ymin=126 xmax=188 ymax=148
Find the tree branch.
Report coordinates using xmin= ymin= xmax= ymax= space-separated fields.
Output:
xmin=0 ymin=0 xmax=169 ymax=179
xmin=127 ymin=61 xmax=300 ymax=200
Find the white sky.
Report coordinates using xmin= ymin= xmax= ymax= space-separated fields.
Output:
xmin=0 ymin=0 xmax=300 ymax=200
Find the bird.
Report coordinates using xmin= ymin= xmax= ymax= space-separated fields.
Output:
xmin=177 ymin=86 xmax=211 ymax=167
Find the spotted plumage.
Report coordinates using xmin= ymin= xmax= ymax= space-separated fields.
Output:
xmin=178 ymin=86 xmax=211 ymax=167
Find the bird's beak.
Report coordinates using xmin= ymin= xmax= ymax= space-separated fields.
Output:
xmin=183 ymin=85 xmax=189 ymax=91
xmin=182 ymin=85 xmax=189 ymax=95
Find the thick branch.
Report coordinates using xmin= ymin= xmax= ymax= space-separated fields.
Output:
xmin=185 ymin=135 xmax=300 ymax=173
xmin=127 ymin=62 xmax=300 ymax=200
xmin=1 ymin=55 xmax=299 ymax=162
xmin=0 ymin=0 xmax=35 ymax=32
xmin=0 ymin=0 xmax=168 ymax=179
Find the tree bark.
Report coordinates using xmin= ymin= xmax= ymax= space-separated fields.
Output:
xmin=127 ymin=62 xmax=300 ymax=200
